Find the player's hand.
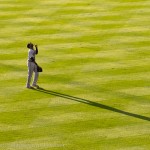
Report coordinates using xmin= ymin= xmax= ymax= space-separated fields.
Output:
xmin=35 ymin=45 xmax=38 ymax=48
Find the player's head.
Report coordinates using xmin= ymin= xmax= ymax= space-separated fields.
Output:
xmin=27 ymin=42 xmax=34 ymax=49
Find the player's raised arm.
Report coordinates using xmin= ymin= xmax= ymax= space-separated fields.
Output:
xmin=35 ymin=45 xmax=38 ymax=54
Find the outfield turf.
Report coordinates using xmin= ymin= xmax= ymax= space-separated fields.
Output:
xmin=0 ymin=0 xmax=150 ymax=149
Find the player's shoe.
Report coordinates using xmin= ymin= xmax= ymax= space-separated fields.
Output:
xmin=32 ymin=84 xmax=39 ymax=88
xmin=26 ymin=85 xmax=34 ymax=89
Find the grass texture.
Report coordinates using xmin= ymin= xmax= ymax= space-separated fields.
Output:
xmin=0 ymin=0 xmax=150 ymax=149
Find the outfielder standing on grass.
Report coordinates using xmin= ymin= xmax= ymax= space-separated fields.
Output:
xmin=26 ymin=42 xmax=40 ymax=89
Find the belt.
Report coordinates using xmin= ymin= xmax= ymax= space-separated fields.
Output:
xmin=28 ymin=57 xmax=35 ymax=62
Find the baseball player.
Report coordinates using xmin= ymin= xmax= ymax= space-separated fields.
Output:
xmin=26 ymin=42 xmax=39 ymax=89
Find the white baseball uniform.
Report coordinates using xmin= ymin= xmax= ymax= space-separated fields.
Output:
xmin=26 ymin=48 xmax=39 ymax=88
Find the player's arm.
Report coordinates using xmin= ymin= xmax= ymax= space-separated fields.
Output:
xmin=35 ymin=45 xmax=38 ymax=54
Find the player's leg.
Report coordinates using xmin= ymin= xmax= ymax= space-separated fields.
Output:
xmin=26 ymin=62 xmax=34 ymax=88
xmin=32 ymin=63 xmax=39 ymax=88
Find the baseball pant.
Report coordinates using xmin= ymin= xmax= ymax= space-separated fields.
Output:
xmin=26 ymin=61 xmax=39 ymax=87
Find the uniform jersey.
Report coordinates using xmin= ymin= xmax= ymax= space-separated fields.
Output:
xmin=28 ymin=49 xmax=36 ymax=61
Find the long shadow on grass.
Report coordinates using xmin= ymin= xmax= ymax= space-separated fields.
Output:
xmin=35 ymin=88 xmax=150 ymax=122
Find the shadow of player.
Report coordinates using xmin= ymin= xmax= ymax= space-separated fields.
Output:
xmin=35 ymin=88 xmax=150 ymax=122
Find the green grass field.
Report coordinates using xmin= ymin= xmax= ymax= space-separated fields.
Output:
xmin=0 ymin=0 xmax=150 ymax=149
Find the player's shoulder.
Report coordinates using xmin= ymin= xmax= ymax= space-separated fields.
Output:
xmin=29 ymin=49 xmax=34 ymax=52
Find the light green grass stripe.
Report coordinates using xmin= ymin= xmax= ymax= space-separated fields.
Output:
xmin=0 ymin=137 xmax=65 ymax=150
xmin=119 ymin=87 xmax=150 ymax=96
xmin=76 ymin=124 xmax=150 ymax=139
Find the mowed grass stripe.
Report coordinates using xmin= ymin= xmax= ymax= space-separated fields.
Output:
xmin=0 ymin=0 xmax=150 ymax=149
